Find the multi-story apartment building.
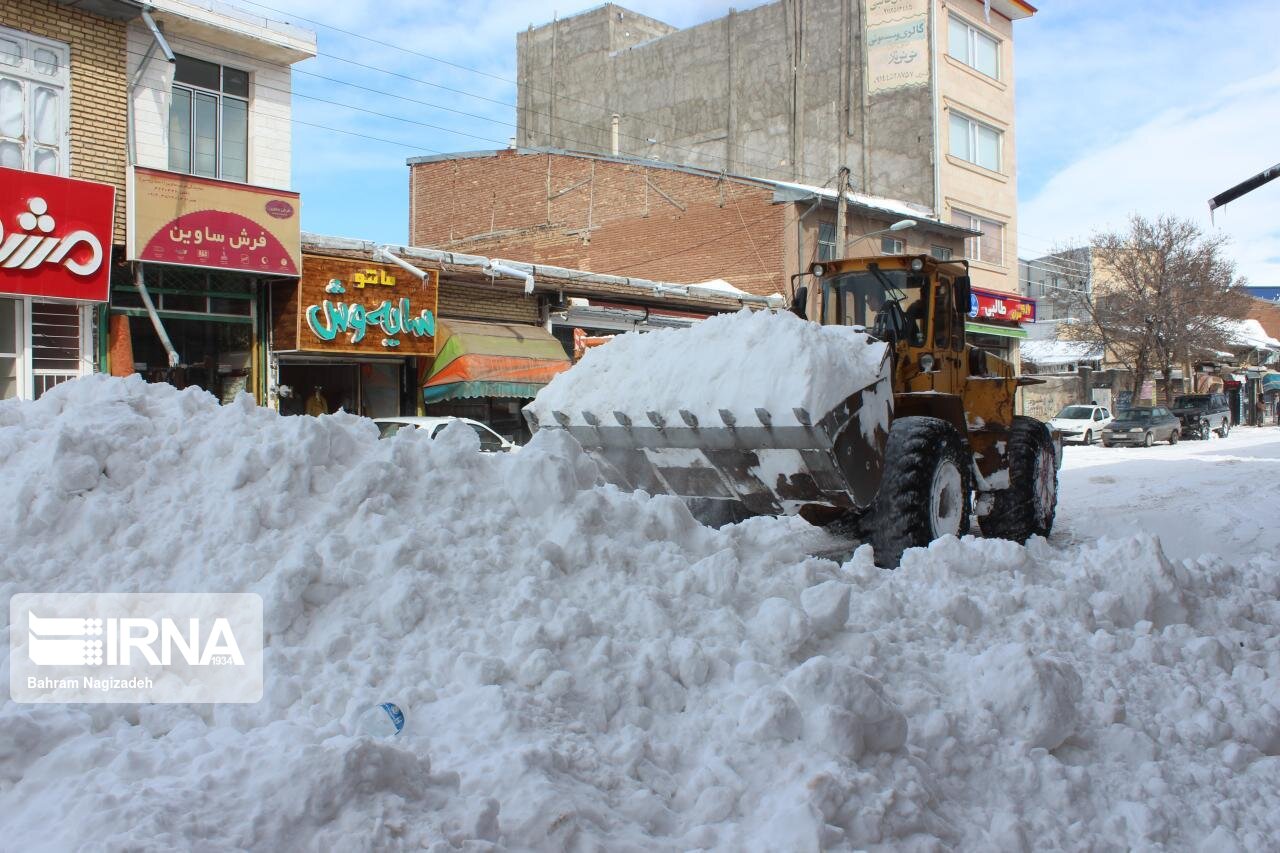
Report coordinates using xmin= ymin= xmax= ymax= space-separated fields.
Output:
xmin=0 ymin=0 xmax=315 ymax=403
xmin=516 ymin=0 xmax=1033 ymax=302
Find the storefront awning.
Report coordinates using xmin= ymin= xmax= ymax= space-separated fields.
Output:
xmin=422 ymin=319 xmax=570 ymax=403
xmin=1263 ymin=373 xmax=1280 ymax=392
xmin=965 ymin=321 xmax=1028 ymax=340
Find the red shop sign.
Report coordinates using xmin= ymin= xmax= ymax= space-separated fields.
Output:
xmin=969 ymin=287 xmax=1036 ymax=324
xmin=0 ymin=167 xmax=116 ymax=302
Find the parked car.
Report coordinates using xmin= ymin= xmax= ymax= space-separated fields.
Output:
xmin=1048 ymin=404 xmax=1113 ymax=445
xmin=372 ymin=416 xmax=516 ymax=452
xmin=1170 ymin=393 xmax=1231 ymax=440
xmin=1101 ymin=406 xmax=1181 ymax=447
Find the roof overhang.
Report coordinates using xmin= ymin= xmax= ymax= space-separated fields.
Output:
xmin=51 ymin=0 xmax=140 ymax=20
xmin=774 ymin=188 xmax=979 ymax=239
xmin=990 ymin=0 xmax=1037 ymax=21
xmin=146 ymin=0 xmax=317 ymax=65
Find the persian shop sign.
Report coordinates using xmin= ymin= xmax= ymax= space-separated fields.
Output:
xmin=0 ymin=167 xmax=115 ymax=302
xmin=293 ymin=256 xmax=439 ymax=356
xmin=127 ymin=166 xmax=301 ymax=276
xmin=969 ymin=287 xmax=1036 ymax=324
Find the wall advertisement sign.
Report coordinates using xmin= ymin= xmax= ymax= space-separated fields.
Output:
xmin=272 ymin=256 xmax=439 ymax=357
xmin=127 ymin=166 xmax=301 ymax=277
xmin=0 ymin=167 xmax=116 ymax=302
xmin=969 ymin=287 xmax=1036 ymax=324
xmin=866 ymin=0 xmax=930 ymax=93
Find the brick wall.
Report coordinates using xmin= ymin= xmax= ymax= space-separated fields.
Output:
xmin=1 ymin=0 xmax=129 ymax=243
xmin=409 ymin=150 xmax=791 ymax=296
xmin=439 ymin=279 xmax=540 ymax=325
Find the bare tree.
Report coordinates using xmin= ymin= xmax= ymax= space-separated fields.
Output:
xmin=1057 ymin=215 xmax=1248 ymax=404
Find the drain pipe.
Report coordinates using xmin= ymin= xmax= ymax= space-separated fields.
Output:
xmin=126 ymin=11 xmax=178 ymax=369
xmin=134 ymin=265 xmax=179 ymax=368
xmin=485 ymin=260 xmax=535 ymax=294
xmin=374 ymin=245 xmax=434 ymax=282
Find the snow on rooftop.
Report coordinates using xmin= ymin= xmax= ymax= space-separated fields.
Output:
xmin=1020 ymin=338 xmax=1103 ymax=366
xmin=767 ymin=178 xmax=936 ymax=221
xmin=1224 ymin=317 xmax=1280 ymax=350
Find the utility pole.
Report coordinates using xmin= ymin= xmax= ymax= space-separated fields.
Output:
xmin=835 ymin=165 xmax=851 ymax=257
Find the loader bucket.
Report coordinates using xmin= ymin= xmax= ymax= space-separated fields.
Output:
xmin=523 ymin=363 xmax=893 ymax=517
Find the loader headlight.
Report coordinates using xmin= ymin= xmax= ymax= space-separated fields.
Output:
xmin=919 ymin=353 xmax=935 ymax=372
xmin=812 ymin=264 xmax=825 ymax=277
xmin=910 ymin=258 xmax=924 ymax=272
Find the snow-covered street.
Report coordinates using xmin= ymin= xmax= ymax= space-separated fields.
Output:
xmin=1056 ymin=427 xmax=1280 ymax=564
xmin=2 ymin=378 xmax=1279 ymax=851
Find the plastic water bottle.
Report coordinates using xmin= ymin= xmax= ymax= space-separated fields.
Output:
xmin=355 ymin=702 xmax=406 ymax=738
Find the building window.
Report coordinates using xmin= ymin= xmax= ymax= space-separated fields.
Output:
xmin=0 ymin=297 xmax=19 ymax=400
xmin=168 ymin=54 xmax=249 ymax=182
xmin=0 ymin=27 xmax=69 ymax=174
xmin=817 ymin=221 xmax=836 ymax=261
xmin=952 ymin=209 xmax=1005 ymax=266
xmin=949 ymin=112 xmax=1001 ymax=172
xmin=881 ymin=236 xmax=905 ymax=255
xmin=948 ymin=15 xmax=1000 ymax=79
xmin=930 ymin=245 xmax=953 ymax=261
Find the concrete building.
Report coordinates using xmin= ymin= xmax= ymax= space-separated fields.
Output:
xmin=515 ymin=0 xmax=1035 ymax=296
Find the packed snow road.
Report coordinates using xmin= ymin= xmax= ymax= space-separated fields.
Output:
xmin=1 ymin=378 xmax=1279 ymax=851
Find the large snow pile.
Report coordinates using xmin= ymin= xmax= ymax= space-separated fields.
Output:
xmin=2 ymin=376 xmax=1280 ymax=850
xmin=528 ymin=309 xmax=889 ymax=427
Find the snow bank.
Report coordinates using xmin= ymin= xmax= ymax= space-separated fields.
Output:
xmin=528 ymin=309 xmax=889 ymax=427
xmin=2 ymin=376 xmax=1280 ymax=850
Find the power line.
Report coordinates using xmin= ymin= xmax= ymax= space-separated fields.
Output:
xmin=230 ymin=0 xmax=832 ymax=184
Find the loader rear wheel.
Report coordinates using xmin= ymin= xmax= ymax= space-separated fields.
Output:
xmin=978 ymin=415 xmax=1057 ymax=544
xmin=870 ymin=417 xmax=971 ymax=569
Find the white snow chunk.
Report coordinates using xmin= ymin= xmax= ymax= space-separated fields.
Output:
xmin=973 ymin=643 xmax=1083 ymax=750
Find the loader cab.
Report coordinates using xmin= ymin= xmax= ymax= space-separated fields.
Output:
xmin=805 ymin=255 xmax=970 ymax=358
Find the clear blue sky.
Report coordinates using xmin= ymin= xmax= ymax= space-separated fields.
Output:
xmin=243 ymin=0 xmax=1280 ymax=285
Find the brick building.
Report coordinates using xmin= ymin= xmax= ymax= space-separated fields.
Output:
xmin=1 ymin=0 xmax=131 ymax=400
xmin=408 ymin=147 xmax=973 ymax=299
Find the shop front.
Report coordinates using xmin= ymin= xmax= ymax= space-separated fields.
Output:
xmin=421 ymin=318 xmax=570 ymax=443
xmin=112 ymin=166 xmax=301 ymax=402
xmin=1 ymin=167 xmax=115 ymax=401
xmin=966 ymin=286 xmax=1034 ymax=364
xmin=268 ymin=254 xmax=438 ymax=417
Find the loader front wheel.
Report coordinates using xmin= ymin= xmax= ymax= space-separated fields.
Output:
xmin=978 ymin=416 xmax=1057 ymax=544
xmin=870 ymin=417 xmax=971 ymax=569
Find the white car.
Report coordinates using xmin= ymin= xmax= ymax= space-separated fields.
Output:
xmin=372 ymin=416 xmax=517 ymax=453
xmin=1049 ymin=404 xmax=1112 ymax=445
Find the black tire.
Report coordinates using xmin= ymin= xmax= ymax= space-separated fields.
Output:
xmin=1143 ymin=432 xmax=1153 ymax=447
xmin=1218 ymin=421 xmax=1229 ymax=438
xmin=1103 ymin=440 xmax=1113 ymax=448
xmin=1083 ymin=429 xmax=1093 ymax=445
xmin=870 ymin=417 xmax=971 ymax=569
xmin=1169 ymin=429 xmax=1179 ymax=445
xmin=979 ymin=416 xmax=1057 ymax=544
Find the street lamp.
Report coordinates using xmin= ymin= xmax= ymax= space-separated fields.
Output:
xmin=844 ymin=218 xmax=917 ymax=255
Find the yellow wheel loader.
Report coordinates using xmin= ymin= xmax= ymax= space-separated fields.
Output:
xmin=526 ymin=255 xmax=1060 ymax=567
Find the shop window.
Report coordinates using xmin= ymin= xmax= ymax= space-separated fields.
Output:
xmin=126 ymin=314 xmax=252 ymax=399
xmin=168 ymin=54 xmax=249 ymax=182
xmin=0 ymin=26 xmax=68 ymax=174
xmin=29 ymin=301 xmax=82 ymax=398
xmin=112 ymin=267 xmax=254 ymax=317
xmin=0 ymin=297 xmax=19 ymax=400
